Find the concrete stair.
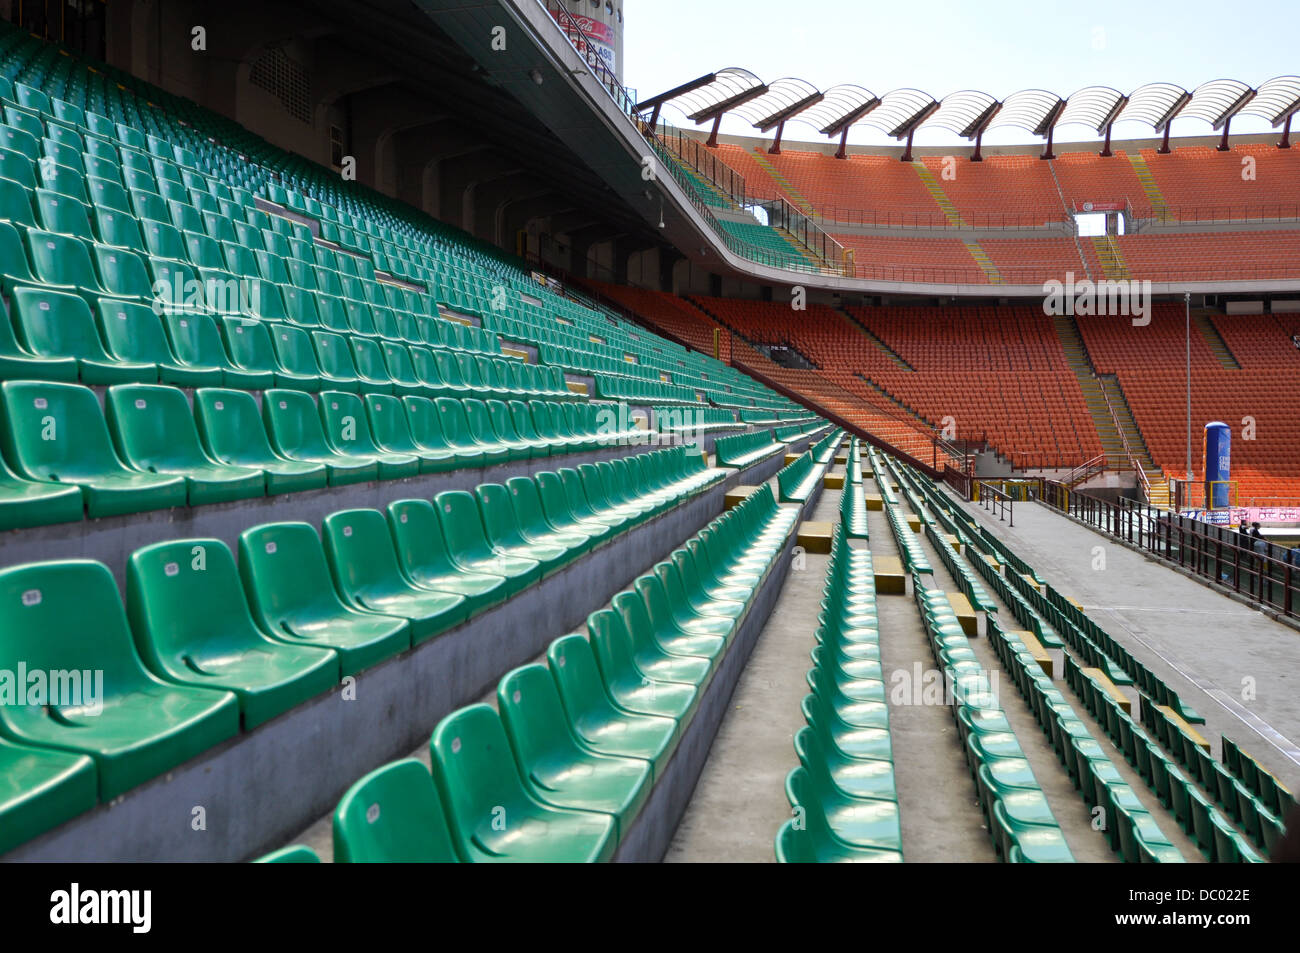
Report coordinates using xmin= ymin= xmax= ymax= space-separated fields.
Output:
xmin=749 ymin=149 xmax=815 ymax=215
xmin=911 ymin=161 xmax=966 ymax=226
xmin=1193 ymin=311 xmax=1241 ymax=369
xmin=1053 ymin=314 xmax=1169 ymax=507
xmin=1091 ymin=235 xmax=1131 ymax=280
xmin=836 ymin=307 xmax=915 ymax=370
xmin=1127 ymin=154 xmax=1173 ymax=222
xmin=963 ymin=238 xmax=1004 ymax=284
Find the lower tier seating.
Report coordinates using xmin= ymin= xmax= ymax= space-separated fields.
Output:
xmin=0 ymin=379 xmax=647 ymax=527
xmin=275 ymin=483 xmax=799 ymax=862
xmin=777 ymin=526 xmax=902 ymax=862
xmin=0 ymin=444 xmax=723 ymax=853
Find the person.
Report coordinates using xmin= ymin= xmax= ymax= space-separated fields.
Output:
xmin=1251 ymin=522 xmax=1268 ymax=555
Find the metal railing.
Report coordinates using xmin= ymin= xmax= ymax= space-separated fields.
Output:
xmin=1041 ymin=482 xmax=1300 ymax=620
xmin=1097 ymin=379 xmax=1153 ymax=503
xmin=978 ymin=481 xmax=1014 ymax=526
xmin=1065 ymin=454 xmax=1108 ymax=487
xmin=810 ymin=206 xmax=1072 ymax=231
xmin=1131 ymin=202 xmax=1300 ymax=227
xmin=540 ymin=1 xmax=640 ymax=118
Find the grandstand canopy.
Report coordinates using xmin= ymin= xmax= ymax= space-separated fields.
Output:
xmin=641 ymin=71 xmax=1300 ymax=155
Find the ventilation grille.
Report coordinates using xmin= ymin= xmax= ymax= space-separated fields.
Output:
xmin=249 ymin=47 xmax=311 ymax=124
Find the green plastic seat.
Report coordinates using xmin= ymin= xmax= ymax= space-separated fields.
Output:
xmin=429 ymin=704 xmax=618 ymax=862
xmin=221 ymin=316 xmax=317 ymax=389
xmin=499 ymin=662 xmax=652 ymax=843
xmin=268 ymin=323 xmax=326 ymax=390
xmin=992 ymin=801 xmax=1075 ymax=862
xmin=458 ymin=398 xmax=512 ymax=466
xmin=126 ymin=539 xmax=338 ymax=729
xmin=192 ymin=387 xmax=327 ymax=494
xmin=95 ymin=299 xmax=220 ymax=388
xmin=792 ymin=733 xmax=902 ymax=851
xmin=262 ymin=388 xmax=378 ymax=485
xmin=318 ymin=390 xmax=419 ymax=480
xmin=0 ymin=446 xmax=85 ymax=531
xmin=0 ymin=174 xmax=37 ymax=228
xmin=407 ymin=346 xmax=454 ymax=397
xmin=545 ymin=634 xmax=678 ymax=780
xmin=349 ymin=337 xmax=397 ymax=394
xmin=533 ymin=470 xmax=615 ymax=547
xmin=559 ymin=467 xmax=629 ymax=535
xmin=0 ymin=560 xmax=239 ymax=800
xmin=801 ymin=691 xmax=893 ymax=763
xmin=578 ymin=464 xmax=645 ymax=525
xmin=159 ymin=309 xmax=272 ymax=388
xmin=237 ymin=522 xmax=411 ymax=676
xmin=356 ymin=394 xmax=454 ymax=473
xmin=11 ymin=286 xmax=154 ymax=384
xmin=322 ymin=509 xmax=467 ymax=644
xmin=485 ymin=398 xmax=543 ymax=459
xmin=105 ymin=384 xmax=265 ymax=505
xmin=632 ymin=574 xmax=730 ymax=659
xmin=308 ymin=331 xmax=362 ymax=391
xmin=36 ymin=189 xmax=94 ymax=239
xmin=433 ymin=490 xmax=541 ymax=595
xmin=25 ymin=228 xmax=134 ymax=304
xmin=654 ymin=558 xmax=745 ymax=622
xmin=386 ymin=499 xmax=509 ymax=617
xmin=504 ymin=475 xmax=594 ymax=556
xmin=777 ymin=768 xmax=904 ymax=863
xmin=378 ymin=342 xmax=426 ymax=397
xmin=587 ymin=608 xmax=700 ymax=722
xmin=0 ymin=380 xmax=186 ymax=518
xmin=476 ymin=482 xmax=573 ymax=578
xmin=426 ymin=395 xmax=496 ymax=465
xmin=0 ymin=735 xmax=98 ymax=856
xmin=403 ymin=395 xmax=480 ymax=468
xmin=332 ymin=759 xmax=461 ymax=862
xmin=0 ymin=221 xmax=74 ymax=315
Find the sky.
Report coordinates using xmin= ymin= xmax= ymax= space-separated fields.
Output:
xmin=621 ymin=0 xmax=1299 ymax=147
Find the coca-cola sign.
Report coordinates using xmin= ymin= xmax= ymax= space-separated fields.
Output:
xmin=571 ymin=15 xmax=615 ymax=44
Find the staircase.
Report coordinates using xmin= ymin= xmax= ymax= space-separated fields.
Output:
xmin=1091 ymin=235 xmax=1131 ymax=280
xmin=749 ymin=149 xmax=815 ymax=215
xmin=1099 ymin=376 xmax=1169 ymax=508
xmin=1053 ymin=314 xmax=1169 ymax=507
xmin=1192 ymin=311 xmax=1241 ymax=369
xmin=836 ymin=307 xmax=915 ymax=370
xmin=911 ymin=160 xmax=965 ymax=226
xmin=963 ymin=239 xmax=1004 ymax=284
xmin=857 ymin=374 xmax=933 ymax=428
xmin=772 ymin=223 xmax=830 ymax=272
xmin=1127 ymin=154 xmax=1172 ymax=223
xmin=1055 ymin=315 xmax=1124 ymax=465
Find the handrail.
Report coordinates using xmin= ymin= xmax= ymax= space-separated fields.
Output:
xmin=541 ymin=1 xmax=639 ymax=119
xmin=978 ymin=481 xmax=1014 ymax=526
xmin=1098 ymin=378 xmax=1152 ymax=502
xmin=1065 ymin=454 xmax=1108 ymax=487
xmin=1041 ymin=481 xmax=1300 ymax=620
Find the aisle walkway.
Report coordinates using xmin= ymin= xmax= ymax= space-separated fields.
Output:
xmin=952 ymin=494 xmax=1300 ymax=790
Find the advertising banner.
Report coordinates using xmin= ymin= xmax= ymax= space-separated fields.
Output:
xmin=551 ymin=11 xmax=617 ymax=73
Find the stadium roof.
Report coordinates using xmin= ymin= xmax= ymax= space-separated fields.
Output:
xmin=638 ymin=71 xmax=1300 ymax=158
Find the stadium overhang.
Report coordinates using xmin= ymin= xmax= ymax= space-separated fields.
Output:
xmin=643 ymin=68 xmax=1300 ymax=162
xmin=414 ymin=2 xmax=1300 ymax=299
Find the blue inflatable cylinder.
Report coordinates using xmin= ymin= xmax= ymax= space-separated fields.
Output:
xmin=1203 ymin=422 xmax=1231 ymax=509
